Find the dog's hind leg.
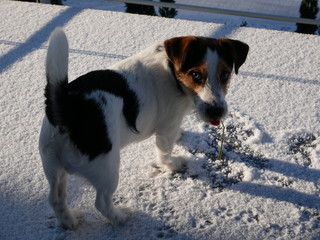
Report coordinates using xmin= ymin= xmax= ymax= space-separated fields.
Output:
xmin=95 ymin=189 xmax=128 ymax=226
xmin=87 ymin=151 xmax=128 ymax=226
xmin=39 ymin=131 xmax=79 ymax=229
xmin=47 ymin=169 xmax=79 ymax=230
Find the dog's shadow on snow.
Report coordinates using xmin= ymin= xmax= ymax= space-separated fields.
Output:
xmin=177 ymin=128 xmax=320 ymax=211
xmin=48 ymin=178 xmax=193 ymax=239
xmin=48 ymin=210 xmax=194 ymax=240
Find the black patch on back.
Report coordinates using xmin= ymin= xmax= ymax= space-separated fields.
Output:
xmin=45 ymin=70 xmax=140 ymax=160
xmin=68 ymin=70 xmax=140 ymax=133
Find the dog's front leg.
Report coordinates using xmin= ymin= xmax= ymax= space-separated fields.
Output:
xmin=155 ymin=129 xmax=185 ymax=173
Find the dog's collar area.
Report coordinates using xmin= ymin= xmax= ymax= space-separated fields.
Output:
xmin=167 ymin=60 xmax=185 ymax=95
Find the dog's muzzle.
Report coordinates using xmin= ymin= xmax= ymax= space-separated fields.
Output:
xmin=197 ymin=101 xmax=227 ymax=125
xmin=205 ymin=104 xmax=225 ymax=120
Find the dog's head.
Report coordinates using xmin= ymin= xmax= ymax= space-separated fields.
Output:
xmin=164 ymin=36 xmax=249 ymax=125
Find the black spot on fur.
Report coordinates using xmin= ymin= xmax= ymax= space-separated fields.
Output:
xmin=45 ymin=70 xmax=140 ymax=160
xmin=68 ymin=70 xmax=140 ymax=133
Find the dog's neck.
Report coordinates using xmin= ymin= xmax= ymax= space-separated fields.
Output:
xmin=167 ymin=60 xmax=186 ymax=95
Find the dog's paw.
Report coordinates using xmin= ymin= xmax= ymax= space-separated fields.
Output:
xmin=58 ymin=209 xmax=82 ymax=230
xmin=154 ymin=157 xmax=186 ymax=173
xmin=169 ymin=156 xmax=186 ymax=172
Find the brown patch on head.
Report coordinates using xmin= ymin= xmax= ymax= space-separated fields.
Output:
xmin=213 ymin=38 xmax=249 ymax=94
xmin=217 ymin=59 xmax=233 ymax=94
xmin=164 ymin=36 xmax=249 ymax=93
xmin=164 ymin=36 xmax=209 ymax=93
xmin=179 ymin=64 xmax=208 ymax=93
xmin=208 ymin=38 xmax=249 ymax=74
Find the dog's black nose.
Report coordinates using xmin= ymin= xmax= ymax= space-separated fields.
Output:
xmin=205 ymin=105 xmax=225 ymax=119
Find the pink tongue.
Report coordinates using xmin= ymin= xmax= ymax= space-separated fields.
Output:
xmin=210 ymin=120 xmax=221 ymax=126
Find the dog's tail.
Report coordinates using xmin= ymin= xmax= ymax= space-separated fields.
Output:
xmin=44 ymin=27 xmax=69 ymax=127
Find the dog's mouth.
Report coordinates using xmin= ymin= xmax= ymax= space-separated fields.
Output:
xmin=204 ymin=104 xmax=226 ymax=127
xmin=210 ymin=120 xmax=221 ymax=126
xmin=196 ymin=103 xmax=226 ymax=127
xmin=194 ymin=97 xmax=227 ymax=127
xmin=197 ymin=110 xmax=224 ymax=127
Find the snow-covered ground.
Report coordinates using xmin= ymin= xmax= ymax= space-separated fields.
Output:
xmin=0 ymin=1 xmax=320 ymax=239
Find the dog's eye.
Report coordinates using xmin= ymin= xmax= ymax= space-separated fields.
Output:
xmin=220 ymin=71 xmax=230 ymax=84
xmin=190 ymin=71 xmax=203 ymax=84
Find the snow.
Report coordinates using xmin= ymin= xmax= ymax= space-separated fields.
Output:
xmin=0 ymin=0 xmax=320 ymax=239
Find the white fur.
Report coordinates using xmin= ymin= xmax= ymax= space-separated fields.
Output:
xmin=39 ymin=29 xmax=229 ymax=229
xmin=206 ymin=49 xmax=228 ymax=110
xmin=46 ymin=27 xmax=68 ymax=84
xmin=195 ymin=49 xmax=228 ymax=122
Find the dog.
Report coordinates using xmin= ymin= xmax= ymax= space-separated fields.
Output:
xmin=39 ymin=27 xmax=249 ymax=229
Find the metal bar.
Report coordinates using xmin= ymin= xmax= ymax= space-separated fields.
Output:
xmin=112 ymin=0 xmax=320 ymax=25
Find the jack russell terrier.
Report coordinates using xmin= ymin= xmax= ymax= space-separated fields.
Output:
xmin=39 ymin=28 xmax=249 ymax=229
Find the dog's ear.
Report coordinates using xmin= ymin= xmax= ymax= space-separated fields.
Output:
xmin=216 ymin=38 xmax=249 ymax=74
xmin=164 ymin=36 xmax=207 ymax=72
xmin=164 ymin=36 xmax=192 ymax=69
xmin=164 ymin=37 xmax=179 ymax=64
